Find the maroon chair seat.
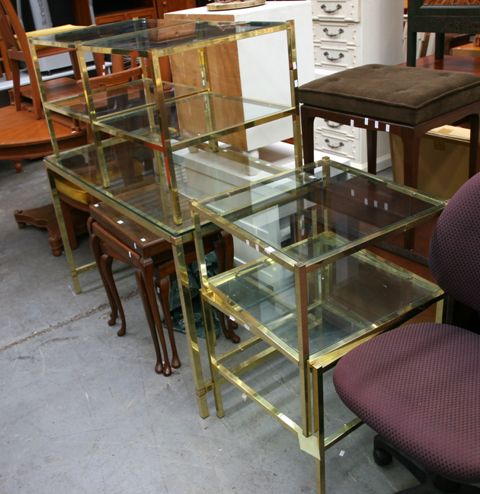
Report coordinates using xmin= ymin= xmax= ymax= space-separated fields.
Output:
xmin=333 ymin=172 xmax=480 ymax=493
xmin=334 ymin=323 xmax=480 ymax=485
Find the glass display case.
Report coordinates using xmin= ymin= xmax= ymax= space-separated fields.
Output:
xmin=191 ymin=158 xmax=445 ymax=492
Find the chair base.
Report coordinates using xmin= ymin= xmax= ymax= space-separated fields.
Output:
xmin=373 ymin=435 xmax=480 ymax=494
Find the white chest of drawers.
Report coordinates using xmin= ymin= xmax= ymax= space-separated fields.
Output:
xmin=311 ymin=0 xmax=404 ymax=169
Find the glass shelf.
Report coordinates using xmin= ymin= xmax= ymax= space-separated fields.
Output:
xmin=193 ymin=161 xmax=445 ymax=269
xmin=204 ymin=246 xmax=443 ymax=363
xmin=44 ymin=139 xmax=285 ymax=238
xmin=29 ymin=19 xmax=287 ymax=57
xmin=43 ymin=79 xmax=201 ymax=123
xmin=28 ymin=19 xmax=179 ymax=49
xmin=80 ymin=20 xmax=287 ymax=57
xmin=93 ymin=92 xmax=293 ymax=152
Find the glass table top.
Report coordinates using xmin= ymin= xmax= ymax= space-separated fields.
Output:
xmin=192 ymin=161 xmax=445 ymax=269
xmin=206 ymin=246 xmax=443 ymax=362
xmin=79 ymin=20 xmax=286 ymax=57
xmin=44 ymin=139 xmax=284 ymax=238
xmin=94 ymin=92 xmax=292 ymax=151
xmin=43 ymin=79 xmax=200 ymax=123
xmin=30 ymin=18 xmax=286 ymax=56
xmin=28 ymin=19 xmax=184 ymax=48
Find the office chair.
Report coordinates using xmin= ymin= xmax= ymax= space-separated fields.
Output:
xmin=333 ymin=172 xmax=480 ymax=493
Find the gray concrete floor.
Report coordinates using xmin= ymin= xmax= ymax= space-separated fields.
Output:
xmin=0 ymin=159 xmax=416 ymax=493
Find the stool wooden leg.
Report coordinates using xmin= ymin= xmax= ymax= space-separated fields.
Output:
xmin=301 ymin=107 xmax=315 ymax=165
xmin=407 ymin=30 xmax=417 ymax=67
xmin=435 ymin=33 xmax=445 ymax=61
xmin=367 ymin=129 xmax=378 ymax=175
xmin=158 ymin=275 xmax=181 ymax=369
xmin=142 ymin=259 xmax=172 ymax=376
xmin=88 ymin=225 xmax=119 ymax=327
xmin=468 ymin=113 xmax=479 ymax=178
xmin=101 ymin=254 xmax=126 ymax=337
xmin=135 ymin=270 xmax=163 ymax=375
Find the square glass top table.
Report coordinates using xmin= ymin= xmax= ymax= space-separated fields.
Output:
xmin=29 ymin=18 xmax=286 ymax=53
xmin=43 ymin=137 xmax=286 ymax=419
xmin=190 ymin=159 xmax=444 ymax=475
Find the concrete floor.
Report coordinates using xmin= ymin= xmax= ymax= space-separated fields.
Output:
xmin=0 ymin=158 xmax=417 ymax=493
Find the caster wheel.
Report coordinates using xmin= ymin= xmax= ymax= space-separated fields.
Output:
xmin=373 ymin=447 xmax=392 ymax=467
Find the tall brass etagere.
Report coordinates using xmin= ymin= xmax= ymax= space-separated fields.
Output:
xmin=28 ymin=18 xmax=301 ymax=418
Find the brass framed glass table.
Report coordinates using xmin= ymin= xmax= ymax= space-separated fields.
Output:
xmin=191 ymin=158 xmax=445 ymax=493
xmin=28 ymin=18 xmax=301 ymax=294
xmin=43 ymin=136 xmax=287 ymax=417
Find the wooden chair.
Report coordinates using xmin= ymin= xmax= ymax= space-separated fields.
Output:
xmin=0 ymin=0 xmax=82 ymax=118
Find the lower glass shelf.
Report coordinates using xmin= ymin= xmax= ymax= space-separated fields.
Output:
xmin=203 ymin=246 xmax=443 ymax=363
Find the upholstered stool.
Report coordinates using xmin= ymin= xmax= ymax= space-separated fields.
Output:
xmin=299 ymin=64 xmax=480 ymax=189
xmin=88 ymin=202 xmax=239 ymax=376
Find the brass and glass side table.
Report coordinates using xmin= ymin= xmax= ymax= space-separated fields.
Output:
xmin=28 ymin=18 xmax=301 ymax=294
xmin=43 ymin=136 xmax=287 ymax=418
xmin=191 ymin=158 xmax=445 ymax=493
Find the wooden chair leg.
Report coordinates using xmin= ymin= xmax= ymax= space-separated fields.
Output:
xmin=11 ymin=60 xmax=22 ymax=111
xmin=406 ymin=30 xmax=418 ymax=67
xmin=158 ymin=275 xmax=181 ymax=369
xmin=135 ymin=269 xmax=163 ymax=375
xmin=435 ymin=33 xmax=445 ymax=61
xmin=141 ymin=259 xmax=172 ymax=376
xmin=100 ymin=254 xmax=126 ymax=337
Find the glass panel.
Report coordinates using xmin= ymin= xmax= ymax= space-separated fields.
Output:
xmin=197 ymin=162 xmax=444 ymax=266
xmin=45 ymin=139 xmax=284 ymax=237
xmin=80 ymin=20 xmax=285 ymax=56
xmin=29 ymin=19 xmax=173 ymax=48
xmin=44 ymin=80 xmax=201 ymax=122
xmin=95 ymin=92 xmax=290 ymax=150
xmin=208 ymin=249 xmax=442 ymax=360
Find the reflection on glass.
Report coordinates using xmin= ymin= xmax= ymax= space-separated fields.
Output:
xmin=80 ymin=20 xmax=285 ymax=56
xmin=95 ymin=92 xmax=290 ymax=149
xmin=29 ymin=19 xmax=186 ymax=48
xmin=199 ymin=162 xmax=444 ymax=265
xmin=45 ymin=139 xmax=284 ymax=236
xmin=208 ymin=249 xmax=442 ymax=358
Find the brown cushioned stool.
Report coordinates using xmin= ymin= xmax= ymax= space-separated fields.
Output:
xmin=299 ymin=64 xmax=480 ymax=189
xmin=88 ymin=202 xmax=239 ymax=377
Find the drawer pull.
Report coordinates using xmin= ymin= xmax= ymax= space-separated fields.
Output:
xmin=325 ymin=120 xmax=342 ymax=128
xmin=320 ymin=3 xmax=342 ymax=14
xmin=325 ymin=138 xmax=344 ymax=149
xmin=323 ymin=27 xmax=344 ymax=38
xmin=323 ymin=51 xmax=345 ymax=62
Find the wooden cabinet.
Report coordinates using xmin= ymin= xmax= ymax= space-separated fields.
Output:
xmin=73 ymin=0 xmax=197 ymax=25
